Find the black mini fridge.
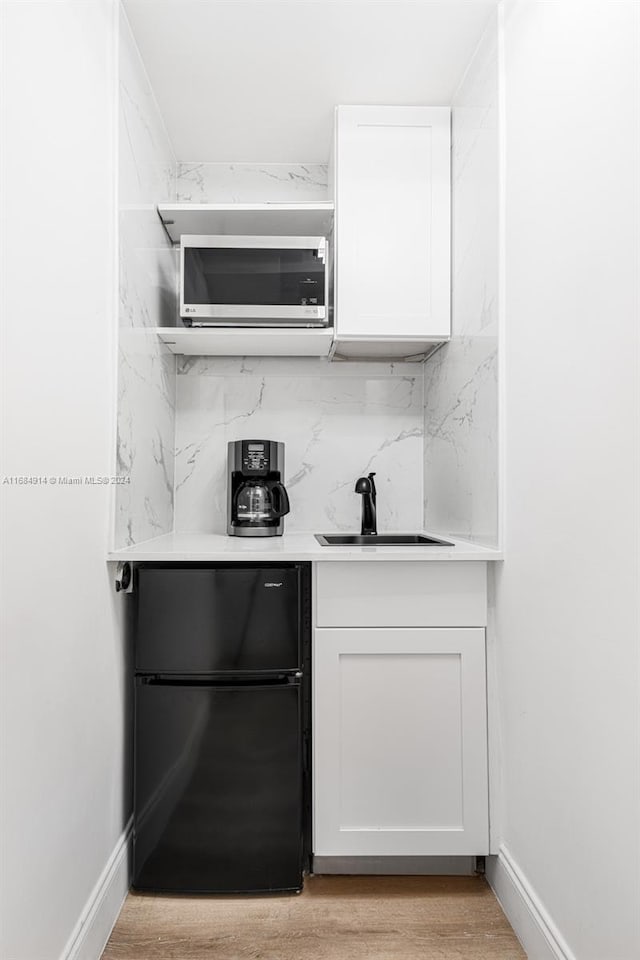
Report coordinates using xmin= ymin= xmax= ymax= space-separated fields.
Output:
xmin=132 ymin=563 xmax=311 ymax=894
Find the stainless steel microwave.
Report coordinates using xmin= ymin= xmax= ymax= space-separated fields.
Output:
xmin=179 ymin=235 xmax=329 ymax=327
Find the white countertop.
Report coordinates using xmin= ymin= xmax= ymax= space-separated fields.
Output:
xmin=108 ymin=532 xmax=502 ymax=562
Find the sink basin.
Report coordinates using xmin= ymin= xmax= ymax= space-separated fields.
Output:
xmin=315 ymin=534 xmax=454 ymax=547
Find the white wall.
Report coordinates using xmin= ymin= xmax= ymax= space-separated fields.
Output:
xmin=423 ymin=11 xmax=500 ymax=546
xmin=490 ymin=2 xmax=640 ymax=958
xmin=0 ymin=3 xmax=129 ymax=959
xmin=121 ymin=0 xmax=497 ymax=163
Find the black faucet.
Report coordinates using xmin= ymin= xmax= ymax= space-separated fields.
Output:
xmin=355 ymin=472 xmax=377 ymax=535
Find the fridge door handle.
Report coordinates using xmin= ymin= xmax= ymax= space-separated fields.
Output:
xmin=137 ymin=675 xmax=301 ymax=689
xmin=303 ymin=732 xmax=311 ymax=774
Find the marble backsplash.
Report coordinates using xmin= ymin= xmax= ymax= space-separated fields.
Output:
xmin=423 ymin=12 xmax=500 ymax=546
xmin=115 ymin=10 xmax=177 ymax=548
xmin=176 ymin=162 xmax=329 ymax=202
xmin=174 ymin=358 xmax=424 ymax=535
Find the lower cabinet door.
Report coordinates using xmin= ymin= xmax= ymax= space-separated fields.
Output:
xmin=313 ymin=628 xmax=488 ymax=857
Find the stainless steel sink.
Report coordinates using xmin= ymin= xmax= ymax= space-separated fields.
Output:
xmin=315 ymin=534 xmax=454 ymax=547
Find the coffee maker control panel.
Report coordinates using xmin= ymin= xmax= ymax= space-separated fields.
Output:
xmin=242 ymin=441 xmax=269 ymax=473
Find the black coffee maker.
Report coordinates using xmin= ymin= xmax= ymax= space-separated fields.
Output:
xmin=227 ymin=440 xmax=291 ymax=537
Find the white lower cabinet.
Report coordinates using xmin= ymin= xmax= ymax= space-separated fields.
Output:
xmin=313 ymin=563 xmax=489 ymax=859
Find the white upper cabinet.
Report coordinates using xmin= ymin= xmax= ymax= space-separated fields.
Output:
xmin=332 ymin=105 xmax=451 ymax=359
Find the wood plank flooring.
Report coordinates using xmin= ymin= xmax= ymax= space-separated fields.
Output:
xmin=102 ymin=875 xmax=526 ymax=960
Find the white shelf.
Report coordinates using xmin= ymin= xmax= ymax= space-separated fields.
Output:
xmin=156 ymin=326 xmax=334 ymax=357
xmin=157 ymin=202 xmax=334 ymax=243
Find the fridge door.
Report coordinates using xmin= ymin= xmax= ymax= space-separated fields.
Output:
xmin=135 ymin=565 xmax=301 ymax=674
xmin=133 ymin=679 xmax=303 ymax=893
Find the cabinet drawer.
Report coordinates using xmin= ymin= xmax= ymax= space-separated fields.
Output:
xmin=315 ymin=562 xmax=486 ymax=627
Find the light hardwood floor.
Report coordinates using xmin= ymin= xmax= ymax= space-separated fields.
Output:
xmin=102 ymin=875 xmax=526 ymax=960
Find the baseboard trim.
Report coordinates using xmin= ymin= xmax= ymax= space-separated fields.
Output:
xmin=486 ymin=845 xmax=576 ymax=960
xmin=60 ymin=818 xmax=132 ymax=960
xmin=312 ymin=855 xmax=477 ymax=876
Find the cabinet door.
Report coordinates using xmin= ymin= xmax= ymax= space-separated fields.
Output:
xmin=313 ymin=628 xmax=488 ymax=857
xmin=334 ymin=105 xmax=450 ymax=341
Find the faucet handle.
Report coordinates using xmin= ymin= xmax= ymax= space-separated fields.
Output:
xmin=355 ymin=472 xmax=377 ymax=495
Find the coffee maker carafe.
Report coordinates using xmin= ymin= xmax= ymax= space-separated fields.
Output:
xmin=227 ymin=440 xmax=290 ymax=537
